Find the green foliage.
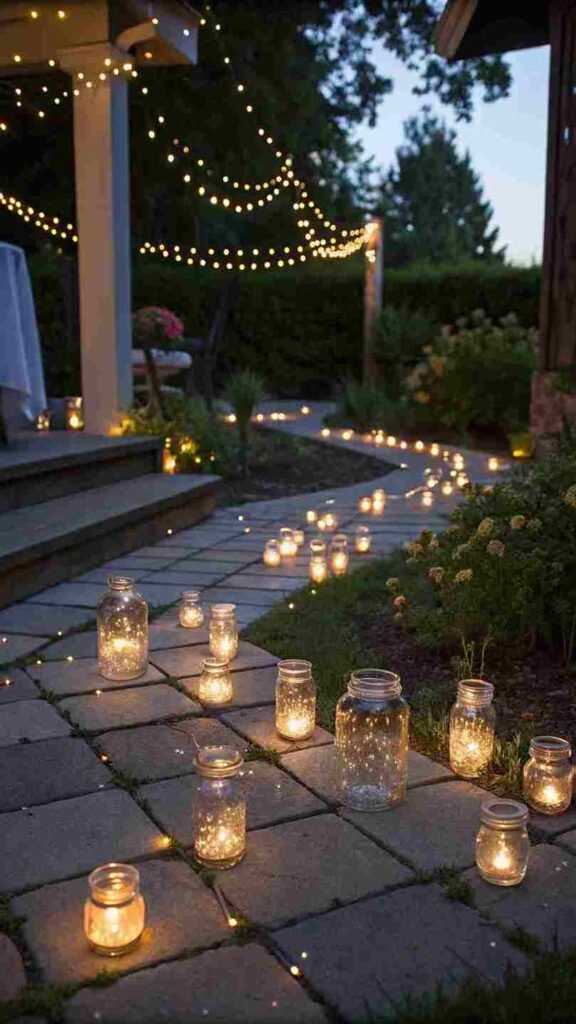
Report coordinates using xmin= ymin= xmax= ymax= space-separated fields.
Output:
xmin=224 ymin=370 xmax=266 ymax=474
xmin=335 ymin=380 xmax=390 ymax=431
xmin=387 ymin=443 xmax=576 ymax=668
xmin=403 ymin=310 xmax=536 ymax=435
xmin=121 ymin=393 xmax=233 ymax=474
xmin=374 ymin=305 xmax=439 ymax=390
xmin=381 ymin=113 xmax=505 ymax=266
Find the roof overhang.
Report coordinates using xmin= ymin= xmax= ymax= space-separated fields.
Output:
xmin=435 ymin=0 xmax=549 ymax=60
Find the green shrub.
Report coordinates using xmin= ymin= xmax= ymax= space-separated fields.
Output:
xmin=404 ymin=310 xmax=536 ymax=435
xmin=374 ymin=306 xmax=439 ymax=392
xmin=385 ymin=442 xmax=576 ymax=668
xmin=121 ymin=393 xmax=234 ymax=474
xmin=224 ymin=370 xmax=266 ymax=475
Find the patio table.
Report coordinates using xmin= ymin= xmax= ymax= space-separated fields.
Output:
xmin=0 ymin=242 xmax=46 ymax=435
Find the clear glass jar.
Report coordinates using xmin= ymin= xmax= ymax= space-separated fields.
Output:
xmin=476 ymin=798 xmax=530 ymax=886
xmin=293 ymin=528 xmax=305 ymax=548
xmin=309 ymin=537 xmax=328 ymax=583
xmin=275 ymin=659 xmax=316 ymax=740
xmin=355 ymin=525 xmax=371 ymax=553
xmin=279 ymin=527 xmax=297 ymax=559
xmin=449 ymin=679 xmax=495 ymax=778
xmin=523 ymin=736 xmax=573 ymax=815
xmin=335 ymin=669 xmax=409 ymax=811
xmin=193 ymin=746 xmax=246 ymax=869
xmin=263 ymin=539 xmax=281 ymax=567
xmin=209 ymin=604 xmax=238 ymax=662
xmin=84 ymin=863 xmax=145 ymax=956
xmin=66 ymin=395 xmax=84 ymax=430
xmin=305 ymin=509 xmax=317 ymax=524
xmin=329 ymin=534 xmax=349 ymax=576
xmin=371 ymin=488 xmax=386 ymax=514
xmin=358 ymin=495 xmax=372 ymax=514
xmin=179 ymin=590 xmax=204 ymax=629
xmin=97 ymin=576 xmax=148 ymax=681
xmin=320 ymin=510 xmax=338 ymax=532
xmin=198 ymin=657 xmax=233 ymax=706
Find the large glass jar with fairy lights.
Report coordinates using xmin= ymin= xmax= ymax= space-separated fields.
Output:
xmin=335 ymin=669 xmax=409 ymax=811
xmin=209 ymin=604 xmax=238 ymax=662
xmin=97 ymin=576 xmax=148 ymax=681
xmin=449 ymin=679 xmax=495 ymax=778
xmin=275 ymin=660 xmax=316 ymax=741
xmin=192 ymin=746 xmax=246 ymax=870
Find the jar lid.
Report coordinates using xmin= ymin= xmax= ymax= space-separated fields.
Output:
xmin=211 ymin=603 xmax=236 ymax=617
xmin=88 ymin=863 xmax=139 ymax=903
xmin=196 ymin=744 xmax=243 ymax=778
xmin=480 ymin=797 xmax=529 ymax=829
xmin=457 ymin=679 xmax=494 ymax=706
xmin=182 ymin=590 xmax=201 ymax=600
xmin=278 ymin=659 xmax=312 ymax=678
xmin=332 ymin=533 xmax=348 ymax=544
xmin=348 ymin=669 xmax=401 ymax=700
xmin=108 ymin=575 xmax=134 ymax=591
xmin=529 ymin=735 xmax=572 ymax=762
xmin=202 ymin=656 xmax=229 ymax=671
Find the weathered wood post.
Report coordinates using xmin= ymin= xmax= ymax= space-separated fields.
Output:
xmin=362 ymin=217 xmax=384 ymax=382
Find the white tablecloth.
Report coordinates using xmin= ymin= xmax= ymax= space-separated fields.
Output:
xmin=0 ymin=242 xmax=47 ymax=429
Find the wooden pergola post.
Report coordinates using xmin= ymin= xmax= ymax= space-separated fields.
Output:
xmin=362 ymin=217 xmax=384 ymax=382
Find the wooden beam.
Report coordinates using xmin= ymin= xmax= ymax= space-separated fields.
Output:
xmin=362 ymin=219 xmax=384 ymax=383
xmin=435 ymin=0 xmax=478 ymax=59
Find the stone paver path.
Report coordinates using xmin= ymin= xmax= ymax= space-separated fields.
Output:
xmin=2 ymin=408 xmax=571 ymax=1022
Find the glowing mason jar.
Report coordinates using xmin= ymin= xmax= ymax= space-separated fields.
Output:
xmin=263 ymin=539 xmax=281 ymax=567
xmin=66 ymin=396 xmax=84 ymax=430
xmin=355 ymin=526 xmax=371 ymax=553
xmin=84 ymin=863 xmax=145 ymax=956
xmin=523 ymin=736 xmax=573 ymax=815
xmin=179 ymin=590 xmax=204 ymax=629
xmin=275 ymin=659 xmax=316 ymax=740
xmin=372 ymin=489 xmax=386 ymax=515
xmin=309 ymin=537 xmax=328 ymax=583
xmin=476 ymin=798 xmax=530 ymax=886
xmin=449 ymin=679 xmax=495 ymax=777
xmin=198 ymin=657 xmax=233 ymax=706
xmin=318 ymin=510 xmax=338 ymax=532
xmin=193 ymin=746 xmax=246 ymax=869
xmin=335 ymin=669 xmax=409 ymax=811
xmin=358 ymin=495 xmax=372 ymax=514
xmin=329 ymin=534 xmax=349 ymax=576
xmin=305 ymin=510 xmax=318 ymax=524
xmin=209 ymin=604 xmax=239 ymax=662
xmin=97 ymin=577 xmax=148 ymax=681
xmin=293 ymin=528 xmax=305 ymax=548
xmin=279 ymin=528 xmax=298 ymax=559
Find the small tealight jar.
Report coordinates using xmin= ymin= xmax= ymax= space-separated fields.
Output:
xmin=523 ymin=736 xmax=573 ymax=815
xmin=336 ymin=669 xmax=409 ymax=811
xmin=421 ymin=490 xmax=434 ymax=507
xmin=321 ymin=510 xmax=338 ymax=532
xmin=372 ymin=489 xmax=386 ymax=515
xmin=179 ymin=590 xmax=204 ymax=629
xmin=275 ymin=659 xmax=316 ymax=740
xmin=358 ymin=495 xmax=372 ymax=514
xmin=476 ymin=798 xmax=530 ymax=887
xmin=193 ymin=746 xmax=246 ymax=869
xmin=293 ymin=528 xmax=305 ymax=548
xmin=441 ymin=481 xmax=454 ymax=496
xmin=449 ymin=679 xmax=495 ymax=778
xmin=97 ymin=577 xmax=148 ymax=681
xmin=279 ymin=527 xmax=298 ymax=559
xmin=329 ymin=534 xmax=349 ymax=576
xmin=305 ymin=510 xmax=317 ymax=525
xmin=209 ymin=604 xmax=239 ymax=662
xmin=488 ymin=457 xmax=499 ymax=472
xmin=35 ymin=410 xmax=51 ymax=432
xmin=430 ymin=442 xmax=440 ymax=456
xmin=453 ymin=453 xmax=465 ymax=470
xmin=198 ymin=657 xmax=233 ymax=706
xmin=355 ymin=526 xmax=371 ymax=553
xmin=263 ymin=539 xmax=281 ymax=567
xmin=66 ymin=396 xmax=84 ymax=430
xmin=84 ymin=863 xmax=145 ymax=956
xmin=309 ymin=538 xmax=328 ymax=583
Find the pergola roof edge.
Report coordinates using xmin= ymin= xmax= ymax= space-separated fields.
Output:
xmin=435 ymin=0 xmax=550 ymax=59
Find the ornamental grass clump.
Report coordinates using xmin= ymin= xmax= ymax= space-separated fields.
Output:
xmin=387 ymin=442 xmax=576 ymax=669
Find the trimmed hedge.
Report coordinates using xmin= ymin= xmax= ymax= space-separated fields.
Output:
xmin=29 ymin=254 xmax=541 ymax=396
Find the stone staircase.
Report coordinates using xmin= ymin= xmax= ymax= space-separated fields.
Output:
xmin=0 ymin=433 xmax=219 ymax=607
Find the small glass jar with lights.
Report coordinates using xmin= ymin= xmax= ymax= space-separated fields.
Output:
xmin=355 ymin=525 xmax=371 ymax=553
xmin=275 ymin=659 xmax=316 ymax=741
xmin=309 ymin=537 xmax=328 ymax=583
xmin=193 ymin=746 xmax=246 ymax=869
xmin=84 ymin=863 xmax=145 ymax=956
xmin=209 ymin=604 xmax=238 ymax=662
xmin=329 ymin=534 xmax=349 ymax=575
xmin=476 ymin=798 xmax=530 ymax=886
xmin=179 ymin=590 xmax=204 ymax=629
xmin=198 ymin=657 xmax=234 ymax=706
xmin=263 ymin=539 xmax=281 ymax=567
xmin=97 ymin=576 xmax=148 ymax=680
xmin=279 ymin=527 xmax=297 ymax=559
xmin=522 ymin=736 xmax=573 ymax=815
xmin=449 ymin=679 xmax=495 ymax=778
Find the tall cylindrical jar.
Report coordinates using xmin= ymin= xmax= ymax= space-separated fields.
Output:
xmin=209 ymin=604 xmax=238 ymax=662
xmin=309 ymin=537 xmax=328 ymax=583
xmin=275 ymin=659 xmax=316 ymax=740
xmin=84 ymin=863 xmax=145 ymax=956
xmin=179 ymin=590 xmax=204 ymax=629
xmin=193 ymin=746 xmax=246 ymax=869
xmin=476 ymin=798 xmax=530 ymax=886
xmin=329 ymin=534 xmax=349 ymax=576
xmin=335 ymin=669 xmax=409 ymax=811
xmin=449 ymin=679 xmax=495 ymax=778
xmin=523 ymin=736 xmax=573 ymax=815
xmin=97 ymin=576 xmax=148 ymax=681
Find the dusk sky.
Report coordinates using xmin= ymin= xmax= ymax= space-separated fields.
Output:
xmin=355 ymin=44 xmax=550 ymax=265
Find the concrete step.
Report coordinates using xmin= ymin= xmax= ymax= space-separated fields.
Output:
xmin=0 ymin=473 xmax=220 ymax=608
xmin=0 ymin=433 xmax=163 ymax=511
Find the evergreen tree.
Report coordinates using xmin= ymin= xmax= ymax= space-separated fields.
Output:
xmin=380 ymin=112 xmax=506 ymax=266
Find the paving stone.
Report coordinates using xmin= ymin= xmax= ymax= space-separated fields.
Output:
xmin=100 ymin=555 xmax=179 ymax=571
xmin=222 ymin=573 xmax=303 ymax=592
xmin=0 ymin=934 xmax=26 ymax=1002
xmin=0 ymin=633 xmax=49 ymax=663
xmin=554 ymin=828 xmax=576 ymax=854
xmin=176 ymin=550 xmax=256 ymax=565
xmin=466 ymin=844 xmax=576 ymax=949
xmin=171 ymin=558 xmax=252 ymax=575
xmin=132 ymin=546 xmax=195 ymax=559
xmin=222 ymin=705 xmax=333 ymax=754
xmin=59 ymin=685 xmax=198 ymax=732
xmin=150 ymin=641 xmax=278 ymax=678
xmin=149 ymin=621 xmax=210 ymax=650
xmin=99 ymin=718 xmax=246 ymax=783
xmin=182 ymin=665 xmax=277 ymax=708
xmin=219 ymin=815 xmax=411 ymax=926
xmin=72 ymin=567 xmax=149 ymax=584
xmin=0 ymin=737 xmax=112 ymax=811
xmin=140 ymin=760 xmax=325 ymax=844
xmin=0 ymin=603 xmax=93 ymax=637
xmin=341 ymin=779 xmax=489 ymax=870
xmin=0 ymin=700 xmax=70 ymax=747
xmin=38 ymin=631 xmax=98 ymax=661
xmin=529 ymin=805 xmax=576 ymax=837
xmin=136 ymin=583 xmax=193 ymax=608
xmin=28 ymin=659 xmax=166 ymax=697
xmin=236 ymin=606 xmax=270 ymax=627
xmin=13 ymin=859 xmax=228 ymax=984
xmin=65 ymin=943 xmax=328 ymax=1024
xmin=201 ymin=587 xmax=282 ymax=607
xmin=276 ymin=884 xmax=527 ymax=1022
xmin=29 ymin=583 xmax=106 ymax=608
xmin=141 ymin=569 xmax=230 ymax=586
xmin=0 ymin=790 xmax=163 ymax=892
xmin=281 ymin=745 xmax=452 ymax=805
xmin=0 ymin=669 xmax=39 ymax=705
